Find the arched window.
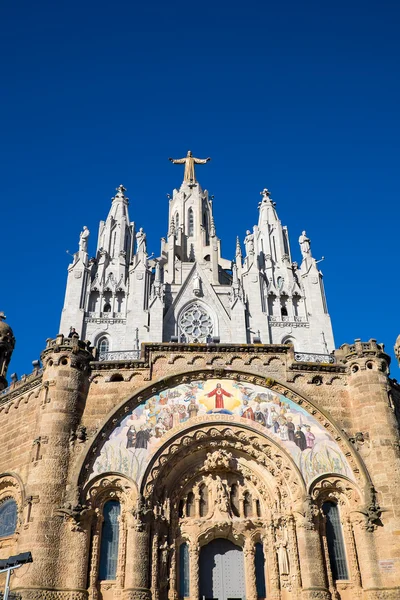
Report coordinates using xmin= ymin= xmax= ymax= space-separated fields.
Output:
xmin=99 ymin=500 xmax=120 ymax=580
xmin=243 ymin=492 xmax=252 ymax=517
xmin=186 ymin=492 xmax=195 ymax=517
xmin=230 ymin=484 xmax=240 ymax=517
xmin=188 ymin=208 xmax=194 ymax=236
xmin=98 ymin=337 xmax=109 ymax=353
xmin=255 ymin=542 xmax=266 ymax=599
xmin=103 ymin=302 xmax=111 ymax=313
xmin=0 ymin=499 xmax=17 ymax=538
xmin=199 ymin=485 xmax=209 ymax=517
xmin=322 ymin=501 xmax=349 ymax=581
xmin=179 ymin=542 xmax=190 ymax=598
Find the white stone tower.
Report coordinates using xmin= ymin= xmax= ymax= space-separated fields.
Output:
xmin=59 ymin=154 xmax=334 ymax=358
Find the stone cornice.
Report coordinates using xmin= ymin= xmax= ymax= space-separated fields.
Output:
xmin=0 ymin=372 xmax=43 ymax=406
xmin=90 ymin=342 xmax=290 ymax=371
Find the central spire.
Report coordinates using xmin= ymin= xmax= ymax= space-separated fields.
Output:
xmin=169 ymin=150 xmax=211 ymax=183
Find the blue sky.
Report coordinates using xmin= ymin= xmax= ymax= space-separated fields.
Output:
xmin=2 ymin=0 xmax=400 ymax=379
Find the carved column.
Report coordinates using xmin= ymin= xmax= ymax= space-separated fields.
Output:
xmin=350 ymin=514 xmax=383 ymax=591
xmin=124 ymin=518 xmax=151 ymax=600
xmin=343 ymin=517 xmax=362 ymax=596
xmin=265 ymin=525 xmax=280 ymax=600
xmin=287 ymin=516 xmax=302 ymax=599
xmin=88 ymin=518 xmax=102 ymax=600
xmin=151 ymin=530 xmax=159 ymax=600
xmin=168 ymin=543 xmax=178 ymax=600
xmin=295 ymin=515 xmax=330 ymax=600
xmin=244 ymin=537 xmax=257 ymax=600
xmin=189 ymin=541 xmax=200 ymax=600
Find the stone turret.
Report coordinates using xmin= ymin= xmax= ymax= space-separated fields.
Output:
xmin=16 ymin=335 xmax=93 ymax=595
xmin=0 ymin=312 xmax=15 ymax=390
xmin=336 ymin=339 xmax=400 ymax=592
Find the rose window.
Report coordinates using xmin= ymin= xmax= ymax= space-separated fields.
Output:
xmin=178 ymin=303 xmax=213 ymax=342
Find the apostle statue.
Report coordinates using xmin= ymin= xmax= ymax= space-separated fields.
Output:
xmin=244 ymin=230 xmax=255 ymax=256
xmin=169 ymin=150 xmax=211 ymax=183
xmin=79 ymin=226 xmax=90 ymax=253
xmin=299 ymin=230 xmax=311 ymax=259
xmin=136 ymin=227 xmax=147 ymax=254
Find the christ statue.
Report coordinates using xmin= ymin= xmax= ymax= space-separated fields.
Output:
xmin=169 ymin=150 xmax=211 ymax=183
xmin=207 ymin=383 xmax=233 ymax=409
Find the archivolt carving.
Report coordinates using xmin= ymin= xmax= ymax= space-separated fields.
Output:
xmin=142 ymin=424 xmax=304 ymax=510
xmin=310 ymin=476 xmax=361 ymax=511
xmin=83 ymin=474 xmax=137 ymax=514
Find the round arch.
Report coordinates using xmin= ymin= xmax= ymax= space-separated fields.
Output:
xmin=74 ymin=370 xmax=370 ymax=500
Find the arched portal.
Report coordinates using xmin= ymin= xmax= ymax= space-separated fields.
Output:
xmin=200 ymin=539 xmax=245 ymax=600
xmin=78 ymin=374 xmax=366 ymax=600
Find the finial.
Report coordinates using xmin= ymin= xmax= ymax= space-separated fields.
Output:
xmin=261 ymin=188 xmax=271 ymax=200
xmin=210 ymin=216 xmax=216 ymax=237
xmin=235 ymin=236 xmax=242 ymax=257
xmin=0 ymin=312 xmax=6 ymax=321
xmin=116 ymin=184 xmax=126 ymax=195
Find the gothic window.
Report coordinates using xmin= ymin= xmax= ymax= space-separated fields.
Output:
xmin=99 ymin=500 xmax=120 ymax=580
xmin=230 ymin=484 xmax=240 ymax=517
xmin=98 ymin=337 xmax=109 ymax=353
xmin=199 ymin=484 xmax=209 ymax=517
xmin=0 ymin=499 xmax=17 ymax=538
xmin=281 ymin=304 xmax=288 ymax=317
xmin=103 ymin=302 xmax=111 ymax=313
xmin=179 ymin=542 xmax=190 ymax=598
xmin=116 ymin=291 xmax=125 ymax=313
xmin=178 ymin=303 xmax=213 ymax=343
xmin=255 ymin=542 xmax=266 ymax=599
xmin=243 ymin=492 xmax=252 ymax=517
xmin=186 ymin=492 xmax=195 ymax=517
xmin=322 ymin=501 xmax=349 ymax=581
xmin=89 ymin=291 xmax=99 ymax=312
xmin=188 ymin=208 xmax=194 ymax=236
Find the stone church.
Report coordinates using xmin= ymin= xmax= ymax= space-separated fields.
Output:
xmin=0 ymin=152 xmax=400 ymax=600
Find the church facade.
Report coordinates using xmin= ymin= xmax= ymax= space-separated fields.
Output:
xmin=0 ymin=154 xmax=400 ymax=600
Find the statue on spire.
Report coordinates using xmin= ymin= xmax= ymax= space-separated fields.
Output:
xmin=79 ymin=226 xmax=90 ymax=253
xmin=299 ymin=230 xmax=312 ymax=259
xmin=169 ymin=150 xmax=211 ymax=183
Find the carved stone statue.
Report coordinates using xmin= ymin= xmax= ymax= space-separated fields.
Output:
xmin=244 ymin=230 xmax=254 ymax=256
xmin=211 ymin=475 xmax=232 ymax=519
xmin=299 ymin=230 xmax=311 ymax=259
xmin=79 ymin=226 xmax=89 ymax=253
xmin=169 ymin=150 xmax=211 ymax=183
xmin=136 ymin=227 xmax=147 ymax=254
xmin=276 ymin=529 xmax=290 ymax=576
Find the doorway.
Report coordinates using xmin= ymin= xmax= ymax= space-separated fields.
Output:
xmin=199 ymin=538 xmax=245 ymax=600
